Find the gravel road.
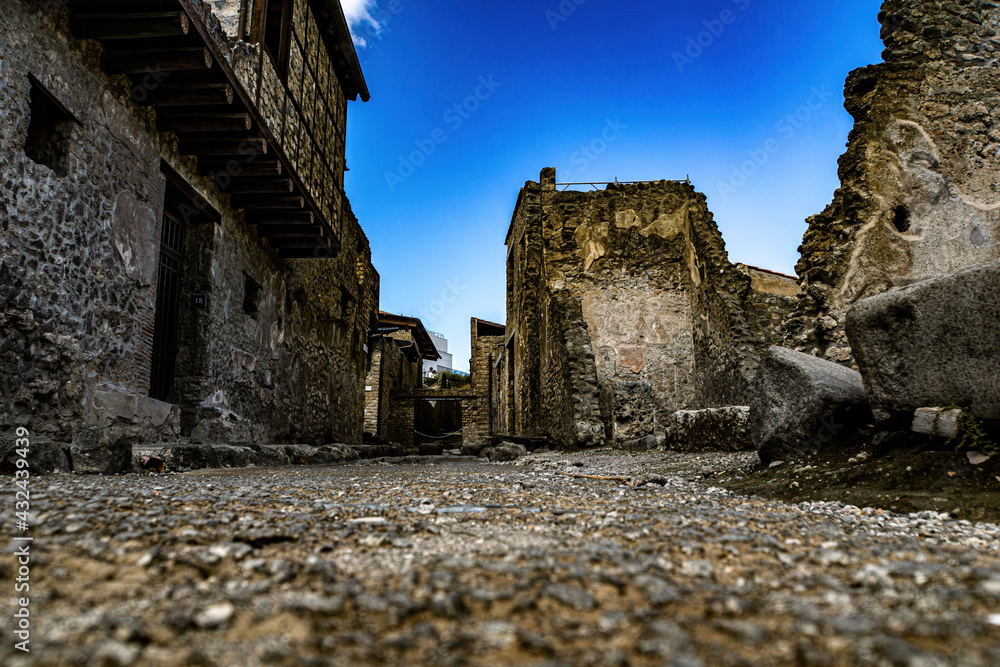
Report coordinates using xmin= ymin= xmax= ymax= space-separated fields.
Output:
xmin=2 ymin=449 xmax=999 ymax=666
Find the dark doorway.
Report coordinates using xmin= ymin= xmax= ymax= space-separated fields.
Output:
xmin=149 ymin=211 xmax=185 ymax=402
xmin=415 ymin=399 xmax=463 ymax=446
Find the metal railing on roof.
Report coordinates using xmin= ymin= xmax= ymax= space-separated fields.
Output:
xmin=554 ymin=177 xmax=691 ymax=192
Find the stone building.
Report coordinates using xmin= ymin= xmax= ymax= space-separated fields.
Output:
xmin=0 ymin=0 xmax=377 ymax=469
xmin=363 ymin=312 xmax=440 ymax=447
xmin=494 ymin=169 xmax=798 ymax=448
xmin=788 ymin=0 xmax=1000 ymax=363
xmin=467 ymin=317 xmax=506 ymax=446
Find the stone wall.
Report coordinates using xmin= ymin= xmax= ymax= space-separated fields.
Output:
xmin=789 ymin=0 xmax=1000 ymax=363
xmin=466 ymin=318 xmax=505 ymax=445
xmin=0 ymin=0 xmax=377 ymax=457
xmin=363 ymin=336 xmax=418 ymax=442
xmin=500 ymin=169 xmax=796 ymax=448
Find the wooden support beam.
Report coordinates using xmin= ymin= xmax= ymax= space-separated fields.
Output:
xmin=228 ymin=195 xmax=305 ymax=210
xmin=135 ymin=83 xmax=234 ymax=107
xmin=180 ymin=137 xmax=267 ymax=157
xmin=256 ymin=225 xmax=324 ymax=238
xmin=71 ymin=12 xmax=189 ymax=40
xmin=102 ymin=48 xmax=213 ymax=75
xmin=218 ymin=178 xmax=295 ymax=194
xmin=244 ymin=210 xmax=314 ymax=225
xmin=157 ymin=113 xmax=252 ymax=133
xmin=198 ymin=159 xmax=282 ymax=179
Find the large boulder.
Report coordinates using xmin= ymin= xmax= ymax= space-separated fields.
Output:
xmin=750 ymin=347 xmax=872 ymax=464
xmin=846 ymin=260 xmax=1000 ymax=424
xmin=665 ymin=407 xmax=752 ymax=452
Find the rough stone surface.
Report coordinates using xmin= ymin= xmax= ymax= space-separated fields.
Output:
xmin=0 ymin=436 xmax=70 ymax=474
xmin=481 ymin=442 xmax=528 ymax=462
xmin=751 ymin=347 xmax=873 ymax=464
xmin=133 ymin=443 xmax=360 ymax=473
xmin=70 ymin=425 xmax=133 ymax=475
xmin=5 ymin=450 xmax=1000 ymax=666
xmin=789 ymin=0 xmax=1000 ymax=362
xmin=418 ymin=443 xmax=444 ymax=456
xmin=611 ymin=381 xmax=657 ymax=446
xmin=665 ymin=406 xmax=752 ymax=452
xmin=497 ymin=169 xmax=797 ymax=449
xmin=620 ymin=434 xmax=666 ymax=452
xmin=846 ymin=260 xmax=1000 ymax=423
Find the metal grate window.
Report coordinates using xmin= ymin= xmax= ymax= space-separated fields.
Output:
xmin=149 ymin=212 xmax=185 ymax=402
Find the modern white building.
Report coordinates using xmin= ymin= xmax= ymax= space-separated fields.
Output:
xmin=423 ymin=331 xmax=455 ymax=376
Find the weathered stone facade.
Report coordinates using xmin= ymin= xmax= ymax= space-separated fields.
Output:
xmin=0 ymin=0 xmax=377 ymax=462
xmin=496 ymin=169 xmax=797 ymax=448
xmin=467 ymin=317 xmax=505 ymax=445
xmin=789 ymin=0 xmax=1000 ymax=363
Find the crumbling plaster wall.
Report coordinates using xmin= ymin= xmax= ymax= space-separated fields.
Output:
xmin=790 ymin=0 xmax=1000 ymax=362
xmin=503 ymin=169 xmax=796 ymax=448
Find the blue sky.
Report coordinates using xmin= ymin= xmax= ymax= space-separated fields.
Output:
xmin=341 ymin=0 xmax=886 ymax=371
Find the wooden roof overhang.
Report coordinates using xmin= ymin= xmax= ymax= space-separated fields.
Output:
xmin=376 ymin=312 xmax=441 ymax=362
xmin=66 ymin=0 xmax=344 ymax=260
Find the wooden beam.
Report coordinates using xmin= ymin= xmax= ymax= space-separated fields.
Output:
xmin=180 ymin=137 xmax=267 ymax=157
xmin=256 ymin=225 xmax=324 ymax=238
xmin=136 ymin=83 xmax=234 ymax=107
xmin=157 ymin=113 xmax=252 ymax=133
xmin=244 ymin=210 xmax=314 ymax=225
xmin=218 ymin=178 xmax=295 ymax=194
xmin=102 ymin=48 xmax=212 ymax=75
xmin=228 ymin=195 xmax=305 ymax=210
xmin=71 ymin=12 xmax=190 ymax=40
xmin=198 ymin=158 xmax=282 ymax=178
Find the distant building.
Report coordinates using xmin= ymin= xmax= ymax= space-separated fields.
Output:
xmin=423 ymin=331 xmax=455 ymax=376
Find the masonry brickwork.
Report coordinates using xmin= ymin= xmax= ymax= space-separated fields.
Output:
xmin=788 ymin=0 xmax=1000 ymax=363
xmin=0 ymin=0 xmax=377 ymax=459
xmin=466 ymin=318 xmax=506 ymax=445
xmin=496 ymin=169 xmax=797 ymax=448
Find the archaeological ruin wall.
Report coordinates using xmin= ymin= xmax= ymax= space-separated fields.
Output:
xmin=499 ymin=169 xmax=797 ymax=448
xmin=0 ymin=0 xmax=377 ymax=460
xmin=789 ymin=0 xmax=1000 ymax=362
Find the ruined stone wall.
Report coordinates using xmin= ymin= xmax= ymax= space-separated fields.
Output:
xmin=790 ymin=0 xmax=1000 ymax=362
xmin=503 ymin=169 xmax=796 ymax=447
xmin=0 ymin=0 xmax=376 ymax=451
xmin=363 ymin=336 xmax=407 ymax=441
xmin=466 ymin=319 xmax=505 ymax=445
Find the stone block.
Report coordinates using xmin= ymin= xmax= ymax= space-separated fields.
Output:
xmin=481 ymin=442 xmax=528 ymax=462
xmin=620 ymin=434 xmax=665 ymax=452
xmin=136 ymin=397 xmax=176 ymax=428
xmin=912 ymin=408 xmax=962 ymax=439
xmin=750 ymin=347 xmax=872 ymax=464
xmin=612 ymin=381 xmax=656 ymax=447
xmin=846 ymin=260 xmax=1000 ymax=423
xmin=461 ymin=443 xmax=487 ymax=457
xmin=665 ymin=407 xmax=752 ymax=452
xmin=71 ymin=424 xmax=133 ymax=474
xmin=90 ymin=390 xmax=137 ymax=426
xmin=0 ymin=436 xmax=70 ymax=474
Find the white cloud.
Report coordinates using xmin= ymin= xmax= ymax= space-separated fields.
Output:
xmin=340 ymin=0 xmax=382 ymax=47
